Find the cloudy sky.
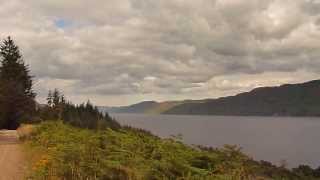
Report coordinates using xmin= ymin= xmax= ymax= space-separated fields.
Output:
xmin=0 ymin=0 xmax=319 ymax=106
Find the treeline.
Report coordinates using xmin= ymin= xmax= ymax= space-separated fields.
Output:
xmin=39 ymin=89 xmax=120 ymax=130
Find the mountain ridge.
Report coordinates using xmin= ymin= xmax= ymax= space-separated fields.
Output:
xmin=102 ymin=79 xmax=320 ymax=116
xmin=165 ymin=79 xmax=320 ymax=116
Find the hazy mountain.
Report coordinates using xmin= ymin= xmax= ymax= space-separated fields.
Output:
xmin=100 ymin=100 xmax=196 ymax=114
xmin=101 ymin=80 xmax=320 ymax=116
xmin=164 ymin=80 xmax=320 ymax=116
xmin=99 ymin=101 xmax=159 ymax=114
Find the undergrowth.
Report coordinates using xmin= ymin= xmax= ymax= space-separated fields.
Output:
xmin=25 ymin=121 xmax=320 ymax=180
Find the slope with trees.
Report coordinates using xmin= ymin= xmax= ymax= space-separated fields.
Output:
xmin=39 ymin=89 xmax=120 ymax=130
xmin=163 ymin=80 xmax=320 ymax=116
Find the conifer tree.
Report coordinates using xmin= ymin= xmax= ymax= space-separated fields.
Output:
xmin=47 ymin=90 xmax=53 ymax=107
xmin=52 ymin=88 xmax=60 ymax=107
xmin=0 ymin=37 xmax=36 ymax=129
xmin=41 ymin=89 xmax=120 ymax=130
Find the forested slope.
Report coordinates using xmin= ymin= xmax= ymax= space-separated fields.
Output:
xmin=164 ymin=80 xmax=320 ymax=116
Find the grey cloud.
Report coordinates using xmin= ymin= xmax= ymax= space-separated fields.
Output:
xmin=316 ymin=18 xmax=320 ymax=26
xmin=0 ymin=0 xmax=319 ymax=105
xmin=302 ymin=0 xmax=320 ymax=15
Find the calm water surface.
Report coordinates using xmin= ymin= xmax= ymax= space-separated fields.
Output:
xmin=111 ymin=113 xmax=320 ymax=168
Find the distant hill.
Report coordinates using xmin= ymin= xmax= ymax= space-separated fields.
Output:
xmin=164 ymin=80 xmax=320 ymax=116
xmin=101 ymin=80 xmax=320 ymax=116
xmin=99 ymin=101 xmax=159 ymax=114
xmin=100 ymin=100 xmax=201 ymax=114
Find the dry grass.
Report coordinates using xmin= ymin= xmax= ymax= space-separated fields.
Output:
xmin=18 ymin=124 xmax=48 ymax=179
xmin=17 ymin=124 xmax=34 ymax=141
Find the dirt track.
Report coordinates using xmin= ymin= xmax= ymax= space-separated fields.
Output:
xmin=0 ymin=130 xmax=25 ymax=180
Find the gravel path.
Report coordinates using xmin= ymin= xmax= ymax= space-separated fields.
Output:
xmin=0 ymin=130 xmax=25 ymax=180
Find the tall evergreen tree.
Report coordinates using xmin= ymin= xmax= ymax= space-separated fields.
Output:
xmin=0 ymin=37 xmax=36 ymax=129
xmin=52 ymin=88 xmax=60 ymax=107
xmin=47 ymin=90 xmax=53 ymax=107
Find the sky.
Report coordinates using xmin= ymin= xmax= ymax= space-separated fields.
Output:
xmin=0 ymin=0 xmax=319 ymax=106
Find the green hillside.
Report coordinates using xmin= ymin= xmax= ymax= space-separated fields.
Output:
xmin=25 ymin=121 xmax=320 ymax=180
xmin=164 ymin=80 xmax=320 ymax=116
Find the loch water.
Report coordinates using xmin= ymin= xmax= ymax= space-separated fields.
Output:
xmin=112 ymin=113 xmax=320 ymax=168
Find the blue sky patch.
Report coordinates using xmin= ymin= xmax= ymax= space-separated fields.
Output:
xmin=54 ymin=19 xmax=72 ymax=28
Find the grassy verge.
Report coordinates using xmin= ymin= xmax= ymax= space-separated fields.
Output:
xmin=24 ymin=121 xmax=320 ymax=180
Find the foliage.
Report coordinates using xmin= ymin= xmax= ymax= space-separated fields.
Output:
xmin=27 ymin=121 xmax=320 ymax=180
xmin=38 ymin=89 xmax=120 ymax=130
xmin=0 ymin=37 xmax=36 ymax=129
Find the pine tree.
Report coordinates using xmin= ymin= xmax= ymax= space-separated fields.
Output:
xmin=52 ymin=88 xmax=60 ymax=107
xmin=0 ymin=37 xmax=36 ymax=129
xmin=41 ymin=89 xmax=120 ymax=130
xmin=47 ymin=90 xmax=53 ymax=107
